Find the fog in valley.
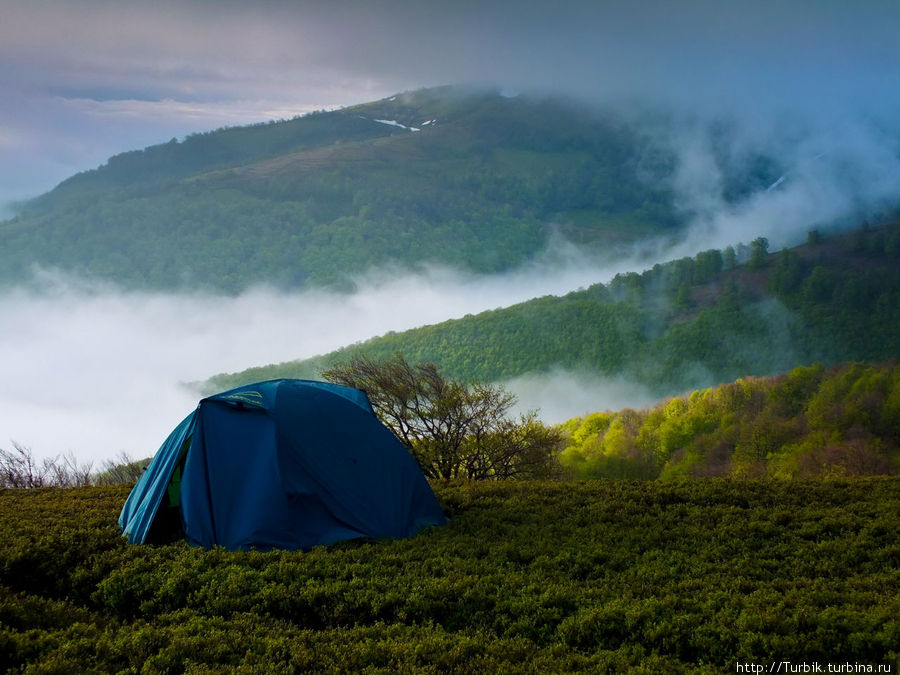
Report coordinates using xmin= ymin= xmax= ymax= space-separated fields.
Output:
xmin=0 ymin=245 xmax=646 ymax=463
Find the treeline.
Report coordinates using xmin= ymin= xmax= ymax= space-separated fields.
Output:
xmin=559 ymin=361 xmax=900 ymax=480
xmin=209 ymin=221 xmax=900 ymax=395
xmin=13 ymin=360 xmax=900 ymax=487
xmin=2 ymin=480 xmax=897 ymax=671
xmin=0 ymin=445 xmax=147 ymax=488
xmin=0 ymin=88 xmax=680 ymax=292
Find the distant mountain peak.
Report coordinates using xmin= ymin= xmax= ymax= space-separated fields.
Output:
xmin=0 ymin=84 xmax=797 ymax=293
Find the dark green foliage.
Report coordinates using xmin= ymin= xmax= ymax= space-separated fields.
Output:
xmin=209 ymin=222 xmax=900 ymax=397
xmin=0 ymin=87 xmax=681 ymax=292
xmin=559 ymin=361 xmax=900 ymax=480
xmin=749 ymin=236 xmax=769 ymax=268
xmin=723 ymin=245 xmax=737 ymax=269
xmin=1 ymin=480 xmax=898 ymax=672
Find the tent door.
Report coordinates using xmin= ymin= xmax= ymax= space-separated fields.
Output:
xmin=146 ymin=434 xmax=192 ymax=543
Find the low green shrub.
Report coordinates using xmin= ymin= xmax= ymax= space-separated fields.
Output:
xmin=1 ymin=480 xmax=897 ymax=672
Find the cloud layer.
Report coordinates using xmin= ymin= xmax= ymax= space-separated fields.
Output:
xmin=1 ymin=0 xmax=899 ymax=205
xmin=1 ymin=243 xmax=660 ymax=463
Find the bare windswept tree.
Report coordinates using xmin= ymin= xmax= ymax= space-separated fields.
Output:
xmin=323 ymin=353 xmax=561 ymax=480
xmin=46 ymin=451 xmax=94 ymax=487
xmin=0 ymin=442 xmax=93 ymax=488
xmin=0 ymin=444 xmax=149 ymax=488
xmin=0 ymin=442 xmax=49 ymax=488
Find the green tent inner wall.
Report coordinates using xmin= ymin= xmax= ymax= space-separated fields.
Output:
xmin=119 ymin=379 xmax=446 ymax=550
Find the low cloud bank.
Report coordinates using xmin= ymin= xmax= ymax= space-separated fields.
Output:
xmin=658 ymin=111 xmax=900 ymax=256
xmin=504 ymin=370 xmax=660 ymax=425
xmin=0 ymin=243 xmax=654 ymax=464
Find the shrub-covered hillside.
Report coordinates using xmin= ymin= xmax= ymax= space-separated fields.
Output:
xmin=1 ymin=481 xmax=898 ymax=672
xmin=559 ymin=361 xmax=900 ymax=480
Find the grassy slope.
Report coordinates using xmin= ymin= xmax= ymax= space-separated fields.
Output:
xmin=0 ymin=87 xmax=682 ymax=291
xmin=1 ymin=480 xmax=898 ymax=672
xmin=207 ymin=221 xmax=900 ymax=396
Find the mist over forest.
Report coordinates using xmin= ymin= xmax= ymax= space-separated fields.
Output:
xmin=3 ymin=149 xmax=897 ymax=464
xmin=3 ymin=88 xmax=900 ymax=463
xmin=1 ymin=242 xmax=655 ymax=462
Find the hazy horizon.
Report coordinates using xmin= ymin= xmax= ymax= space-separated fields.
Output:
xmin=2 ymin=1 xmax=898 ymax=208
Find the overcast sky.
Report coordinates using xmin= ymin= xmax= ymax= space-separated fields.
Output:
xmin=1 ymin=0 xmax=899 ymax=209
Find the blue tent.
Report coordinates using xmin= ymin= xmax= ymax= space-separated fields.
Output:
xmin=119 ymin=379 xmax=446 ymax=550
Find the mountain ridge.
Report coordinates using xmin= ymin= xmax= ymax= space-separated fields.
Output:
xmin=0 ymin=86 xmax=733 ymax=291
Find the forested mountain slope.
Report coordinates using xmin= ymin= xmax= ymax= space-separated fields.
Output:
xmin=559 ymin=360 xmax=900 ymax=479
xmin=208 ymin=222 xmax=900 ymax=395
xmin=0 ymin=87 xmax=694 ymax=291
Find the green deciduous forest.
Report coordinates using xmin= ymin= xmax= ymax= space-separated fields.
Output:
xmin=559 ymin=361 xmax=900 ymax=480
xmin=0 ymin=88 xmax=685 ymax=291
xmin=209 ymin=221 xmax=900 ymax=397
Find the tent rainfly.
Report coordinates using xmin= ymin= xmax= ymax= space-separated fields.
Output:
xmin=119 ymin=379 xmax=446 ymax=550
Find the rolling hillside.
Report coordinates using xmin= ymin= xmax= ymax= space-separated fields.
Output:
xmin=0 ymin=87 xmax=693 ymax=291
xmin=2 ymin=480 xmax=898 ymax=671
xmin=207 ymin=221 xmax=900 ymax=396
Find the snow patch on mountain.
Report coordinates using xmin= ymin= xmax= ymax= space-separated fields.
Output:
xmin=374 ymin=119 xmax=421 ymax=132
